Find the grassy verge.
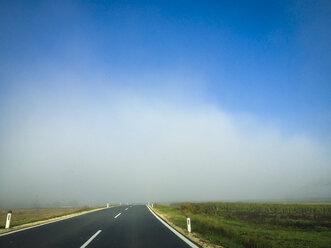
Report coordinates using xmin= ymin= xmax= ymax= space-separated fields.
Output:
xmin=0 ymin=206 xmax=100 ymax=230
xmin=154 ymin=202 xmax=331 ymax=248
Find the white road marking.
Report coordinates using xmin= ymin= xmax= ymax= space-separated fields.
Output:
xmin=114 ymin=213 xmax=121 ymax=218
xmin=147 ymin=205 xmax=199 ymax=248
xmin=125 ymin=208 xmax=128 ymax=211
xmin=80 ymin=230 xmax=102 ymax=248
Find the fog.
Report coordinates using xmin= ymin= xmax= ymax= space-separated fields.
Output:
xmin=1 ymin=76 xmax=330 ymax=208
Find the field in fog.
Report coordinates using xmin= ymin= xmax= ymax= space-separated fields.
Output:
xmin=154 ymin=202 xmax=331 ymax=248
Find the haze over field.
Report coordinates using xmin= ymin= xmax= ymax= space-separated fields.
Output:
xmin=1 ymin=1 xmax=330 ymax=208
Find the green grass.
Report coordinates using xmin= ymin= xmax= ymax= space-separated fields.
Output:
xmin=154 ymin=202 xmax=331 ymax=248
xmin=0 ymin=206 xmax=99 ymax=229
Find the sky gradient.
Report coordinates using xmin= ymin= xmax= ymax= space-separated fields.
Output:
xmin=0 ymin=0 xmax=330 ymax=207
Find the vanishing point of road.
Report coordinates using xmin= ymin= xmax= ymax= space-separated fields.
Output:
xmin=0 ymin=205 xmax=200 ymax=248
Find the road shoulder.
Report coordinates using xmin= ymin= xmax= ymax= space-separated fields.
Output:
xmin=0 ymin=207 xmax=107 ymax=236
xmin=150 ymin=206 xmax=224 ymax=248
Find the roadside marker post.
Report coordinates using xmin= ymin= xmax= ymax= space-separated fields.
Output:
xmin=5 ymin=210 xmax=12 ymax=229
xmin=107 ymin=203 xmax=110 ymax=208
xmin=187 ymin=216 xmax=191 ymax=233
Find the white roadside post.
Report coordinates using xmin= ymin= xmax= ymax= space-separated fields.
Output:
xmin=107 ymin=203 xmax=110 ymax=208
xmin=5 ymin=210 xmax=12 ymax=229
xmin=152 ymin=203 xmax=154 ymax=208
xmin=186 ymin=215 xmax=191 ymax=233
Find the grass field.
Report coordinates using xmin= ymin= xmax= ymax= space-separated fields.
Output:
xmin=154 ymin=202 xmax=331 ymax=248
xmin=0 ymin=206 xmax=99 ymax=229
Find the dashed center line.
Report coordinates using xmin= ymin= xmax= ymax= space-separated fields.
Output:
xmin=114 ymin=213 xmax=121 ymax=218
xmin=125 ymin=208 xmax=128 ymax=211
xmin=80 ymin=230 xmax=102 ymax=248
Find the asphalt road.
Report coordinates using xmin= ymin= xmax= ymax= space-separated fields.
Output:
xmin=0 ymin=205 xmax=198 ymax=248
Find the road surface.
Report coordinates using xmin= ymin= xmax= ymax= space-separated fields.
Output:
xmin=0 ymin=205 xmax=199 ymax=248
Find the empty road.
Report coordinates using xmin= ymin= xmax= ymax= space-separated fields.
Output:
xmin=0 ymin=205 xmax=199 ymax=248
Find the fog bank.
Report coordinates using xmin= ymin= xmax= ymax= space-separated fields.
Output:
xmin=1 ymin=83 xmax=330 ymax=208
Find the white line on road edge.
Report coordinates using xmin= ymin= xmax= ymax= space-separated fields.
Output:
xmin=80 ymin=230 xmax=102 ymax=248
xmin=0 ymin=207 xmax=116 ymax=237
xmin=147 ymin=205 xmax=200 ymax=248
xmin=125 ymin=208 xmax=128 ymax=211
xmin=114 ymin=213 xmax=121 ymax=218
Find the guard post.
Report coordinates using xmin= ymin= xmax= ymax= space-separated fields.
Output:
xmin=5 ymin=210 xmax=12 ymax=229
xmin=187 ymin=215 xmax=191 ymax=233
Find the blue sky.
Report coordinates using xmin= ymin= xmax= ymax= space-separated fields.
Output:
xmin=1 ymin=0 xmax=330 ymax=139
xmin=0 ymin=1 xmax=330 ymax=204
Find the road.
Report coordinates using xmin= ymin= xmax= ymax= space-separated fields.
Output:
xmin=0 ymin=205 xmax=199 ymax=248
